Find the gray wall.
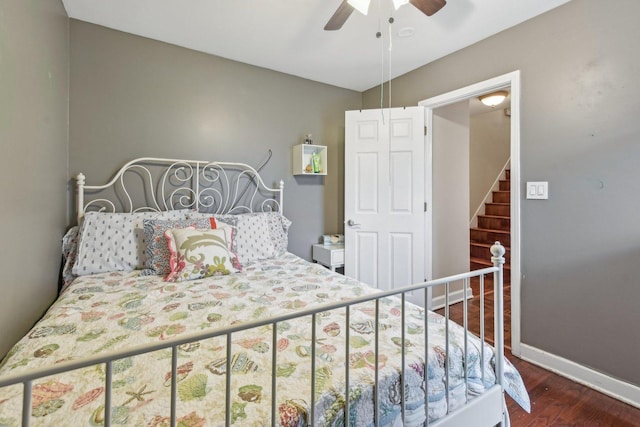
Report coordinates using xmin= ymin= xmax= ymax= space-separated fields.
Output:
xmin=0 ymin=0 xmax=69 ymax=356
xmin=470 ymin=109 xmax=510 ymax=218
xmin=432 ymin=102 xmax=470 ymax=298
xmin=364 ymin=0 xmax=640 ymax=385
xmin=69 ymin=20 xmax=361 ymax=259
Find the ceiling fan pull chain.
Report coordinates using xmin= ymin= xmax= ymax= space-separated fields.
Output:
xmin=379 ymin=35 xmax=385 ymax=122
xmin=376 ymin=0 xmax=385 ymax=119
xmin=388 ymin=17 xmax=394 ymax=51
xmin=388 ymin=16 xmax=394 ymax=111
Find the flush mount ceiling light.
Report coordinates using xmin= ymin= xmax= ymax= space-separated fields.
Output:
xmin=397 ymin=26 xmax=416 ymax=38
xmin=479 ymin=90 xmax=508 ymax=107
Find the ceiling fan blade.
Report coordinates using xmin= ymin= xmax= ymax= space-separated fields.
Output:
xmin=324 ymin=1 xmax=355 ymax=31
xmin=410 ymin=0 xmax=446 ymax=16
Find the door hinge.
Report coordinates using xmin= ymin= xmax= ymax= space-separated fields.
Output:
xmin=424 ymin=126 xmax=427 ymax=135
xmin=424 ymin=202 xmax=428 ymax=212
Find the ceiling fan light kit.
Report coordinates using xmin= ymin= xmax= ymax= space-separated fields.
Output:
xmin=392 ymin=0 xmax=411 ymax=10
xmin=479 ymin=90 xmax=508 ymax=107
xmin=347 ymin=0 xmax=371 ymax=15
xmin=326 ymin=0 xmax=446 ymax=31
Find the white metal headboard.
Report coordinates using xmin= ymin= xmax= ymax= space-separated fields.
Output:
xmin=75 ymin=157 xmax=284 ymax=222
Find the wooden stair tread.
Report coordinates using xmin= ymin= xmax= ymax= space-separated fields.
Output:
xmin=479 ymin=214 xmax=510 ymax=219
xmin=470 ymin=241 xmax=510 ymax=250
xmin=471 ymin=227 xmax=510 ymax=234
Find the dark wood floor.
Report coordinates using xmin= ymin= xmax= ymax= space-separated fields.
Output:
xmin=437 ymin=279 xmax=640 ymax=426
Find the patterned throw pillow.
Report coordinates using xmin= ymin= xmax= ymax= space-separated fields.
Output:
xmin=72 ymin=210 xmax=190 ymax=276
xmin=165 ymin=226 xmax=241 ymax=282
xmin=143 ymin=217 xmax=216 ymax=275
xmin=61 ymin=226 xmax=80 ymax=290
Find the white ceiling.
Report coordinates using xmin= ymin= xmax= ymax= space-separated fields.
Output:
xmin=61 ymin=0 xmax=570 ymax=92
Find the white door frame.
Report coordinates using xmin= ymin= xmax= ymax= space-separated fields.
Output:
xmin=418 ymin=70 xmax=522 ymax=356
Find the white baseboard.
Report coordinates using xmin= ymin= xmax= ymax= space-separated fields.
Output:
xmin=519 ymin=343 xmax=640 ymax=409
xmin=430 ymin=286 xmax=473 ymax=311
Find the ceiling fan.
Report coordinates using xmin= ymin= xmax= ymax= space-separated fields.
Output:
xmin=325 ymin=0 xmax=446 ymax=31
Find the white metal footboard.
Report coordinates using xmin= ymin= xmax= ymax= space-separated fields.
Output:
xmin=0 ymin=243 xmax=507 ymax=427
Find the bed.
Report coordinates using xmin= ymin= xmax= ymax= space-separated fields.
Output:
xmin=0 ymin=157 xmax=529 ymax=427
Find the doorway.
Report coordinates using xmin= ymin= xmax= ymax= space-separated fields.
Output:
xmin=419 ymin=70 xmax=522 ymax=355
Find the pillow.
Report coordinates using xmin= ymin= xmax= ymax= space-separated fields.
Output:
xmin=165 ymin=226 xmax=241 ymax=282
xmin=214 ymin=212 xmax=291 ymax=263
xmin=61 ymin=226 xmax=80 ymax=290
xmin=216 ymin=213 xmax=273 ymax=262
xmin=264 ymin=212 xmax=292 ymax=255
xmin=143 ymin=217 xmax=217 ymax=275
xmin=72 ymin=210 xmax=190 ymax=276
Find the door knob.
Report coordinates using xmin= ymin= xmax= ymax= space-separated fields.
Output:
xmin=346 ymin=219 xmax=361 ymax=226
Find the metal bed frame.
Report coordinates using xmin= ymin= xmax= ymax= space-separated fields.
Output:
xmin=74 ymin=157 xmax=285 ymax=221
xmin=0 ymin=158 xmax=509 ymax=427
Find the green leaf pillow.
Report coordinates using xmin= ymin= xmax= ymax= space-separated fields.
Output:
xmin=165 ymin=226 xmax=241 ymax=282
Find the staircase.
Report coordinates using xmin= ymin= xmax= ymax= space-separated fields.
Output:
xmin=470 ymin=170 xmax=511 ymax=284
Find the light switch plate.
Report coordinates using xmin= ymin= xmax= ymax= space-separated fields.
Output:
xmin=526 ymin=181 xmax=549 ymax=199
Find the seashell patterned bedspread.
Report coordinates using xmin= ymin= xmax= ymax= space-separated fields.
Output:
xmin=0 ymin=253 xmax=530 ymax=426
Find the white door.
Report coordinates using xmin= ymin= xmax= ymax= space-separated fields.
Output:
xmin=344 ymin=107 xmax=427 ymax=293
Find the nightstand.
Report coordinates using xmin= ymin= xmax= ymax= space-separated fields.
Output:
xmin=312 ymin=244 xmax=344 ymax=271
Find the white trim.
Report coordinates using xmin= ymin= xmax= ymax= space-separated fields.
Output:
xmin=520 ymin=344 xmax=640 ymax=409
xmin=418 ymin=70 xmax=522 ymax=356
xmin=424 ymin=109 xmax=434 ymax=309
xmin=430 ymin=285 xmax=473 ymax=311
